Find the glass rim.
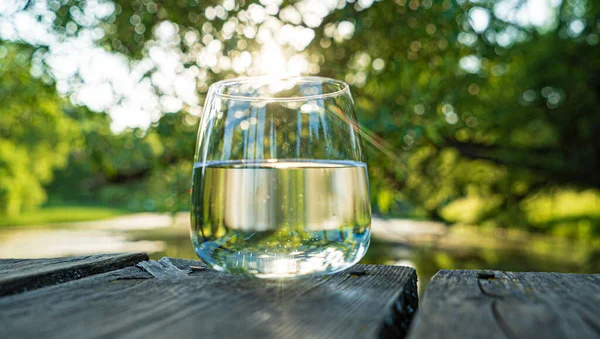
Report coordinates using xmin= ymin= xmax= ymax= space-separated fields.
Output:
xmin=210 ymin=76 xmax=350 ymax=102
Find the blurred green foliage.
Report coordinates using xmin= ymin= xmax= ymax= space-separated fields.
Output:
xmin=312 ymin=0 xmax=600 ymax=230
xmin=1 ymin=0 xmax=598 ymax=234
xmin=0 ymin=44 xmax=80 ymax=215
xmin=46 ymin=110 xmax=197 ymax=213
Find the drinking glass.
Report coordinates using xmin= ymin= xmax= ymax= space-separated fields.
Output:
xmin=190 ymin=76 xmax=371 ymax=278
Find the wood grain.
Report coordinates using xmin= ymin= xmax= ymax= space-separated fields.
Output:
xmin=0 ymin=253 xmax=148 ymax=296
xmin=407 ymin=270 xmax=600 ymax=339
xmin=0 ymin=257 xmax=417 ymax=339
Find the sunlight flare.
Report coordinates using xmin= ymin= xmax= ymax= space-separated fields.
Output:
xmin=259 ymin=40 xmax=287 ymax=76
xmin=257 ymin=40 xmax=308 ymax=77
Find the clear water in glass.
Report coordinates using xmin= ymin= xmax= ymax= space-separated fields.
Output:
xmin=191 ymin=77 xmax=371 ymax=278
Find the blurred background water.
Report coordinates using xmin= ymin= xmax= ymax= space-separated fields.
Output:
xmin=0 ymin=0 xmax=598 ymax=288
xmin=0 ymin=213 xmax=597 ymax=294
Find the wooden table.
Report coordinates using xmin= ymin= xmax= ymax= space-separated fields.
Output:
xmin=0 ymin=253 xmax=598 ymax=339
xmin=408 ymin=270 xmax=600 ymax=339
xmin=0 ymin=253 xmax=417 ymax=339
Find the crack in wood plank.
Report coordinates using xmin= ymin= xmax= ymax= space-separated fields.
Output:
xmin=0 ymin=253 xmax=149 ymax=296
xmin=477 ymin=276 xmax=503 ymax=300
xmin=478 ymin=272 xmax=519 ymax=339
xmin=491 ymin=300 xmax=517 ymax=339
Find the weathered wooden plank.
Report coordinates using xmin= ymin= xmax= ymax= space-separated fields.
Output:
xmin=407 ymin=270 xmax=600 ymax=339
xmin=0 ymin=257 xmax=417 ymax=339
xmin=0 ymin=252 xmax=149 ymax=296
xmin=136 ymin=257 xmax=191 ymax=279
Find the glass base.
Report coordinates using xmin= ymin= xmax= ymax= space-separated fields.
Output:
xmin=193 ymin=234 xmax=370 ymax=279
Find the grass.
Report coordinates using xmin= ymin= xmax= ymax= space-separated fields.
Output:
xmin=0 ymin=206 xmax=129 ymax=227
